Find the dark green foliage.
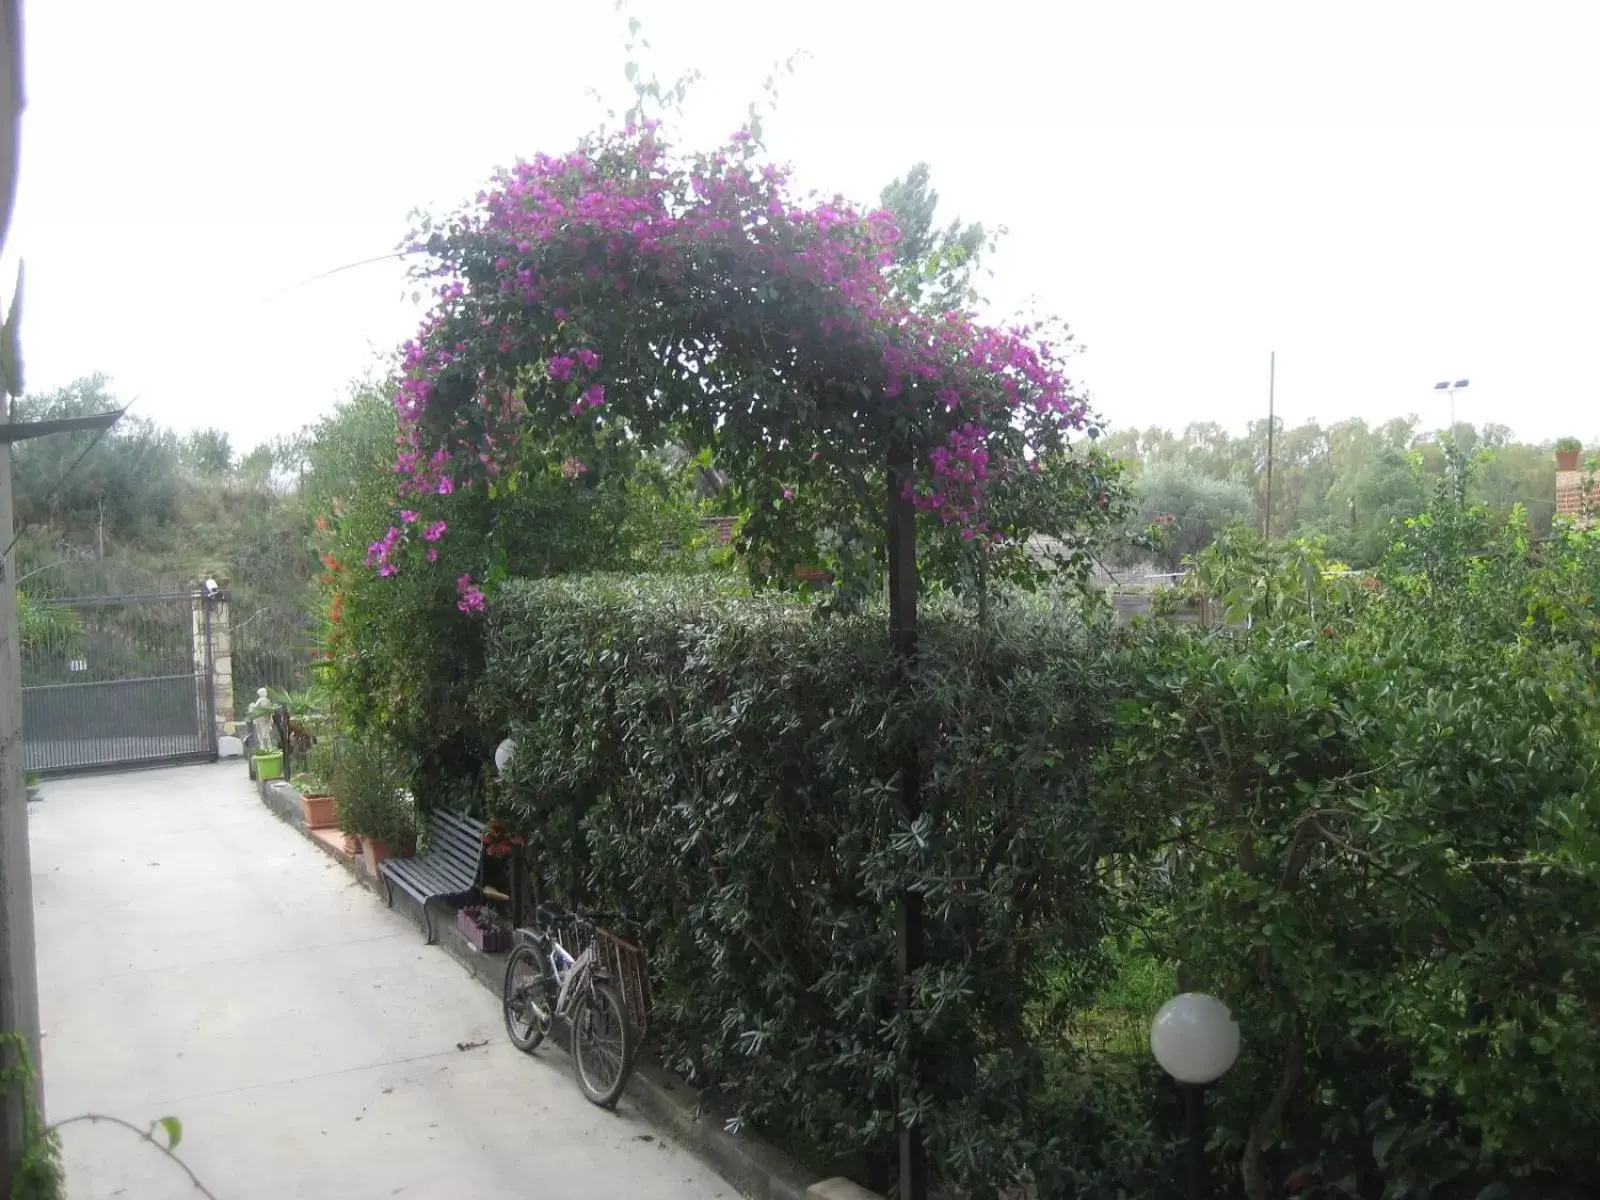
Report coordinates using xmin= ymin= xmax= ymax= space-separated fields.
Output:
xmin=309 ymin=383 xmax=716 ymax=811
xmin=478 ymin=575 xmax=1137 ymax=1196
xmin=331 ymin=740 xmax=416 ymax=846
xmin=1106 ymin=485 xmax=1600 ymax=1198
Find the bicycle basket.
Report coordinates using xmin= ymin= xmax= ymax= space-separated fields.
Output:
xmin=572 ymin=919 xmax=652 ymax=1043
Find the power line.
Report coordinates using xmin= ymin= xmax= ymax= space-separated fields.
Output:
xmin=254 ymin=251 xmax=413 ymax=307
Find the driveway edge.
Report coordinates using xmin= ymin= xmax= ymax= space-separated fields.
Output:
xmin=253 ymin=772 xmax=831 ymax=1200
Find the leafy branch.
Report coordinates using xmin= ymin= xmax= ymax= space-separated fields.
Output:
xmin=43 ymin=1115 xmax=215 ymax=1199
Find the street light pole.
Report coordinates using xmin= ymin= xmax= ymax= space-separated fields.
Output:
xmin=1152 ymin=993 xmax=1242 ymax=1200
xmin=1433 ymin=378 xmax=1470 ymax=434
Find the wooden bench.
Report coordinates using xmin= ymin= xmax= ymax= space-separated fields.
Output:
xmin=380 ymin=808 xmax=487 ymax=944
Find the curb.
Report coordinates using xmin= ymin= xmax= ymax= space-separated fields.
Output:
xmin=252 ymin=774 xmax=842 ymax=1200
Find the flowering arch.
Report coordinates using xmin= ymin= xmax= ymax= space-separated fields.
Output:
xmin=377 ymin=122 xmax=1093 ymax=597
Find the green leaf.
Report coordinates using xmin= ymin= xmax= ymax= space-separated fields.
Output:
xmin=1474 ymin=1185 xmax=1510 ymax=1200
xmin=157 ymin=1116 xmax=182 ymax=1150
xmin=0 ymin=259 xmax=22 ymax=399
xmin=1372 ymin=1123 xmax=1404 ymax=1167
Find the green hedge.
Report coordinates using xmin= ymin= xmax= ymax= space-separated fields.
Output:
xmin=469 ymin=533 xmax=1600 ymax=1199
xmin=477 ymin=575 xmax=1158 ymax=1194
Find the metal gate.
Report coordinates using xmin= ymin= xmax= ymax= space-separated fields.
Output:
xmin=21 ymin=591 xmax=217 ymax=775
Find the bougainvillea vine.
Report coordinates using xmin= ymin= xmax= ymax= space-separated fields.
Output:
xmin=380 ymin=121 xmax=1091 ymax=597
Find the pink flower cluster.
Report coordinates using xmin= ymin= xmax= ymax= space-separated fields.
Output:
xmin=365 ymin=512 xmax=450 ymax=576
xmin=456 ymin=574 xmax=487 ymax=614
xmin=366 ymin=526 xmax=403 ymax=576
xmin=383 ymin=120 xmax=1087 ymax=582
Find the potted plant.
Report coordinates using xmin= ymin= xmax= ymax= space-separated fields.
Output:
xmin=1557 ymin=436 xmax=1583 ymax=471
xmin=331 ymin=741 xmax=417 ymax=876
xmin=290 ymin=765 xmax=337 ymax=831
xmin=253 ymin=749 xmax=284 ymax=782
xmin=457 ymin=904 xmax=511 ymax=953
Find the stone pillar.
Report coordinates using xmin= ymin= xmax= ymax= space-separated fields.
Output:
xmin=190 ymin=585 xmax=235 ymax=750
xmin=210 ymin=595 xmax=235 ymax=740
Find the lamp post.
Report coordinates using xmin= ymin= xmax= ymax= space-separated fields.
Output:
xmin=1433 ymin=378 xmax=1470 ymax=432
xmin=1151 ymin=992 xmax=1241 ymax=1200
xmin=492 ymin=739 xmax=520 ymax=921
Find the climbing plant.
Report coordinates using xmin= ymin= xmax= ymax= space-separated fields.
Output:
xmin=376 ymin=115 xmax=1104 ymax=602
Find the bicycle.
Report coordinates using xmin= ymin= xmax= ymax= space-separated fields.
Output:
xmin=501 ymin=900 xmax=639 ymax=1108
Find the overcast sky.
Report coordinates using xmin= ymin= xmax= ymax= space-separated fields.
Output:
xmin=9 ymin=0 xmax=1600 ymax=452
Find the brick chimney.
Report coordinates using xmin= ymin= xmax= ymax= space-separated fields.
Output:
xmin=1556 ymin=445 xmax=1595 ymax=525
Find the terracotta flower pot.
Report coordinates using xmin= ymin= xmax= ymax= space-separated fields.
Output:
xmin=362 ymin=839 xmax=390 ymax=877
xmin=362 ymin=835 xmax=415 ymax=877
xmin=341 ymin=832 xmax=361 ymax=856
xmin=300 ymin=793 xmax=337 ymax=830
xmin=1557 ymin=449 xmax=1582 ymax=471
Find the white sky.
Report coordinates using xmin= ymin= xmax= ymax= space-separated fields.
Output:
xmin=10 ymin=0 xmax=1600 ymax=452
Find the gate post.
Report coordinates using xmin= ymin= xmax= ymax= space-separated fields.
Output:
xmin=190 ymin=584 xmax=232 ymax=752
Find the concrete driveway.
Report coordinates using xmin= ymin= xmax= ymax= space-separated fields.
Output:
xmin=29 ymin=763 xmax=729 ymax=1199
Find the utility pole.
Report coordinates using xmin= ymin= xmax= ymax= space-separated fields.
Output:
xmin=1263 ymin=351 xmax=1275 ymax=541
xmin=0 ymin=3 xmax=37 ymax=1192
xmin=886 ymin=444 xmax=926 ymax=1200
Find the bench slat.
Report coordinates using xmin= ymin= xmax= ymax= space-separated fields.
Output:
xmin=424 ymin=833 xmax=480 ymax=862
xmin=386 ymin=861 xmax=471 ymax=891
xmin=386 ymin=859 xmax=473 ymax=891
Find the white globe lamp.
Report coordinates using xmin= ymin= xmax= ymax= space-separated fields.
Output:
xmin=1150 ymin=992 xmax=1240 ymax=1084
xmin=494 ymin=738 xmax=516 ymax=776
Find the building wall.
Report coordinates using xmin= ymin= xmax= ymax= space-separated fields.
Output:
xmin=1556 ymin=466 xmax=1598 ymax=527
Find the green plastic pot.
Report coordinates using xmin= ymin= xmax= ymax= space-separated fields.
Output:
xmin=254 ymin=751 xmax=284 ymax=781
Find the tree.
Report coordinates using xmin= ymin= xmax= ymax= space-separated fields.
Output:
xmin=878 ymin=162 xmax=988 ymax=312
xmin=1103 ymin=413 xmax=1566 ymax=566
xmin=1135 ymin=462 xmax=1254 ymax=570
xmin=180 ymin=429 xmax=233 ymax=477
xmin=10 ymin=376 xmax=181 ymax=547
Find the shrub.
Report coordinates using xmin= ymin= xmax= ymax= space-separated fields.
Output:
xmin=1106 ymin=505 xmax=1600 ymax=1198
xmin=477 ymin=574 xmax=1133 ymax=1196
xmin=331 ymin=741 xmax=416 ymax=847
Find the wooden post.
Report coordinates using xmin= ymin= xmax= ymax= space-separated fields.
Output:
xmin=0 ymin=378 xmax=39 ymax=1191
xmin=0 ymin=6 xmax=38 ymax=1187
xmin=886 ymin=446 xmax=926 ymax=1200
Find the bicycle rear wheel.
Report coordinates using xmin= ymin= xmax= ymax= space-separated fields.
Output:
xmin=503 ymin=944 xmax=552 ymax=1053
xmin=572 ymin=980 xmax=637 ymax=1108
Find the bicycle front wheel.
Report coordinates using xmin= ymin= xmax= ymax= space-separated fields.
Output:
xmin=503 ymin=944 xmax=552 ymax=1053
xmin=573 ymin=980 xmax=637 ymax=1108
